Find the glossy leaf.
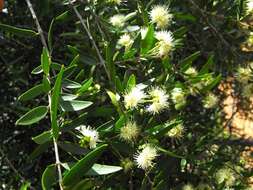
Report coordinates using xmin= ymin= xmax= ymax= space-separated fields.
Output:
xmin=16 ymin=106 xmax=48 ymax=126
xmin=18 ymin=84 xmax=44 ymax=101
xmin=0 ymin=23 xmax=38 ymax=37
xmin=51 ymin=66 xmax=64 ymax=138
xmin=32 ymin=131 xmax=52 ymax=144
xmin=62 ymin=144 xmax=108 ymax=186
xmin=85 ymin=164 xmax=122 ymax=176
xmin=41 ymin=48 xmax=50 ymax=76
xmin=60 ymin=100 xmax=92 ymax=112
xmin=77 ymin=78 xmax=93 ymax=94
xmin=41 ymin=164 xmax=57 ymax=190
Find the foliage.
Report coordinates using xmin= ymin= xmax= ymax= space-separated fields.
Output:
xmin=1 ymin=0 xmax=253 ymax=189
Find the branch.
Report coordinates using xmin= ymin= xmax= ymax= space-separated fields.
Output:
xmin=24 ymin=1 xmax=63 ymax=189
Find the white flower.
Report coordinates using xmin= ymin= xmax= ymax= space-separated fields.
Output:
xmin=182 ymin=184 xmax=194 ymax=190
xmin=120 ymin=121 xmax=139 ymax=142
xmin=124 ymin=85 xmax=146 ymax=109
xmin=203 ymin=93 xmax=218 ymax=109
xmin=247 ymin=0 xmax=253 ymax=14
xmin=149 ymin=5 xmax=172 ymax=29
xmin=236 ymin=67 xmax=251 ymax=83
xmin=76 ymin=125 xmax=99 ymax=149
xmin=107 ymin=0 xmax=121 ymax=5
xmin=147 ymin=87 xmax=169 ymax=114
xmin=167 ymin=123 xmax=184 ymax=139
xmin=118 ymin=34 xmax=134 ymax=48
xmin=185 ymin=67 xmax=198 ymax=76
xmin=110 ymin=14 xmax=125 ymax=28
xmin=134 ymin=144 xmax=158 ymax=170
xmin=154 ymin=31 xmax=175 ymax=57
xmin=171 ymin=87 xmax=185 ymax=104
xmin=215 ymin=167 xmax=236 ymax=187
xmin=196 ymin=183 xmax=211 ymax=190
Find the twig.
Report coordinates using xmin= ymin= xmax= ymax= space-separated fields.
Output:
xmin=25 ymin=1 xmax=63 ymax=189
xmin=68 ymin=0 xmax=105 ymax=66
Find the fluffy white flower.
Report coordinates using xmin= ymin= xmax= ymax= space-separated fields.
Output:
xmin=247 ymin=0 xmax=253 ymax=14
xmin=215 ymin=167 xmax=236 ymax=187
xmin=154 ymin=31 xmax=174 ymax=57
xmin=107 ymin=0 xmax=121 ymax=5
xmin=167 ymin=123 xmax=184 ymax=139
xmin=171 ymin=87 xmax=185 ymax=104
xmin=124 ymin=85 xmax=146 ymax=109
xmin=182 ymin=184 xmax=194 ymax=190
xmin=236 ymin=67 xmax=252 ymax=83
xmin=118 ymin=34 xmax=134 ymax=48
xmin=76 ymin=125 xmax=99 ymax=149
xmin=203 ymin=93 xmax=218 ymax=109
xmin=120 ymin=121 xmax=140 ymax=142
xmin=149 ymin=5 xmax=172 ymax=28
xmin=185 ymin=67 xmax=198 ymax=76
xmin=134 ymin=144 xmax=158 ymax=170
xmin=110 ymin=14 xmax=125 ymax=28
xmin=147 ymin=87 xmax=169 ymax=114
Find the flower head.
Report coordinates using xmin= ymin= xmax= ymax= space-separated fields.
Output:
xmin=185 ymin=67 xmax=198 ymax=76
xmin=120 ymin=121 xmax=140 ymax=142
xmin=118 ymin=34 xmax=134 ymax=49
xmin=215 ymin=167 xmax=236 ymax=187
xmin=167 ymin=123 xmax=184 ymax=139
xmin=196 ymin=183 xmax=211 ymax=190
xmin=154 ymin=31 xmax=174 ymax=57
xmin=182 ymin=184 xmax=194 ymax=190
xmin=247 ymin=0 xmax=253 ymax=14
xmin=150 ymin=5 xmax=172 ymax=28
xmin=76 ymin=125 xmax=99 ymax=149
xmin=146 ymin=87 xmax=169 ymax=114
xmin=124 ymin=85 xmax=146 ymax=109
xmin=203 ymin=93 xmax=218 ymax=109
xmin=134 ymin=144 xmax=158 ymax=170
xmin=236 ymin=67 xmax=252 ymax=83
xmin=107 ymin=0 xmax=121 ymax=5
xmin=110 ymin=14 xmax=125 ymax=28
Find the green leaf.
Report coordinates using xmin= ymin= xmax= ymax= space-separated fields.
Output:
xmin=29 ymin=142 xmax=51 ymax=160
xmin=18 ymin=84 xmax=44 ymax=101
xmin=77 ymin=78 xmax=93 ymax=94
xmin=61 ymin=94 xmax=78 ymax=101
xmin=85 ymin=164 xmax=122 ymax=176
xmin=31 ymin=65 xmax=43 ymax=75
xmin=126 ymin=74 xmax=136 ymax=91
xmin=41 ymin=48 xmax=50 ymax=76
xmin=141 ymin=25 xmax=155 ymax=54
xmin=60 ymin=100 xmax=93 ymax=112
xmin=43 ymin=75 xmax=51 ymax=93
xmin=202 ymin=74 xmax=222 ymax=92
xmin=32 ymin=131 xmax=52 ymax=144
xmin=62 ymin=79 xmax=81 ymax=89
xmin=115 ymin=115 xmax=126 ymax=131
xmin=41 ymin=164 xmax=57 ymax=190
xmin=56 ymin=11 xmax=70 ymax=22
xmin=199 ymin=55 xmax=214 ymax=75
xmin=0 ymin=23 xmax=38 ymax=37
xmin=58 ymin=141 xmax=88 ymax=155
xmin=105 ymin=43 xmax=116 ymax=83
xmin=48 ymin=19 xmax=55 ymax=52
xmin=70 ymin=179 xmax=93 ymax=190
xmin=16 ymin=106 xmax=48 ymax=126
xmin=51 ymin=66 xmax=64 ymax=139
xmin=179 ymin=51 xmax=201 ymax=72
xmin=69 ymin=54 xmax=80 ymax=66
xmin=20 ymin=182 xmax=31 ymax=190
xmin=106 ymin=90 xmax=122 ymax=114
xmin=62 ymin=144 xmax=108 ymax=186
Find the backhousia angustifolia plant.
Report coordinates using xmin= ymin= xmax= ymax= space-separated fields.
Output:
xmin=10 ymin=0 xmax=253 ymax=189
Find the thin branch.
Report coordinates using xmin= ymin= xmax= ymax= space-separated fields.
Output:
xmin=68 ymin=0 xmax=105 ymax=66
xmin=25 ymin=1 xmax=63 ymax=189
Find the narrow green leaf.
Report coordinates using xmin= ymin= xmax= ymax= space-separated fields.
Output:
xmin=32 ymin=131 xmax=52 ymax=144
xmin=62 ymin=79 xmax=81 ymax=89
xmin=199 ymin=55 xmax=214 ymax=74
xmin=31 ymin=65 xmax=43 ymax=75
xmin=60 ymin=100 xmax=93 ymax=112
xmin=0 ymin=23 xmax=38 ymax=37
xmin=51 ymin=66 xmax=64 ymax=139
xmin=58 ymin=141 xmax=88 ymax=155
xmin=85 ymin=164 xmax=122 ymax=176
xmin=69 ymin=54 xmax=80 ymax=66
xmin=43 ymin=75 xmax=51 ymax=93
xmin=18 ymin=84 xmax=44 ymax=101
xmin=20 ymin=182 xmax=31 ymax=190
xmin=141 ymin=25 xmax=155 ymax=54
xmin=16 ymin=106 xmax=48 ymax=126
xmin=71 ymin=179 xmax=93 ymax=190
xmin=62 ymin=144 xmax=108 ymax=186
xmin=41 ymin=48 xmax=50 ymax=76
xmin=56 ymin=11 xmax=70 ymax=22
xmin=78 ymin=78 xmax=93 ymax=94
xmin=41 ymin=164 xmax=57 ymax=190
xmin=48 ymin=19 xmax=55 ymax=52
xmin=179 ymin=51 xmax=201 ymax=72
xmin=126 ymin=74 xmax=136 ymax=91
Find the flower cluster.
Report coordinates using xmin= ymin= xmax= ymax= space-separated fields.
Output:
xmin=110 ymin=14 xmax=125 ymax=28
xmin=149 ymin=5 xmax=172 ymax=29
xmin=134 ymin=144 xmax=158 ymax=170
xmin=154 ymin=31 xmax=175 ymax=57
xmin=167 ymin=123 xmax=184 ymax=139
xmin=76 ymin=125 xmax=99 ymax=149
xmin=202 ymin=93 xmax=218 ymax=109
xmin=215 ymin=167 xmax=236 ymax=187
xmin=118 ymin=33 xmax=134 ymax=50
xmin=120 ymin=121 xmax=140 ymax=142
xmin=123 ymin=85 xmax=146 ymax=109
